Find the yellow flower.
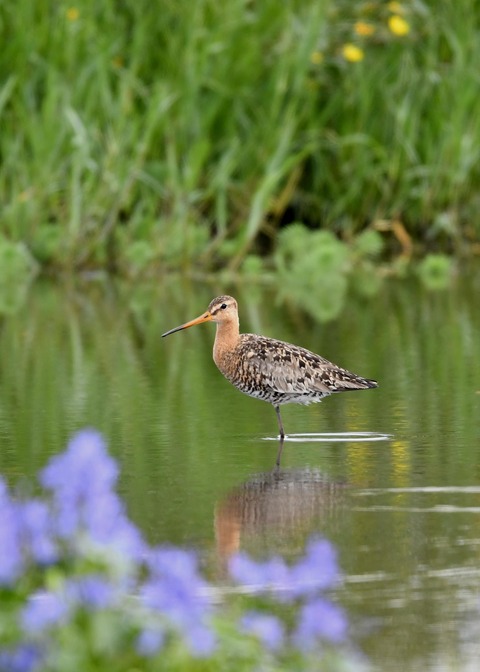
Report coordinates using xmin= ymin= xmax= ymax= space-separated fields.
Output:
xmin=310 ymin=51 xmax=323 ymax=65
xmin=342 ymin=44 xmax=364 ymax=63
xmin=66 ymin=7 xmax=80 ymax=21
xmin=354 ymin=21 xmax=375 ymax=37
xmin=388 ymin=14 xmax=410 ymax=36
xmin=387 ymin=2 xmax=405 ymax=13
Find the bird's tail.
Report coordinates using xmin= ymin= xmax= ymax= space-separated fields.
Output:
xmin=333 ymin=371 xmax=378 ymax=392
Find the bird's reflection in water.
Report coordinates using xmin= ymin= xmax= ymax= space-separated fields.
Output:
xmin=214 ymin=461 xmax=347 ymax=562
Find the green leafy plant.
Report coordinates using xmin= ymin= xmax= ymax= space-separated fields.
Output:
xmin=417 ymin=253 xmax=454 ymax=290
xmin=274 ymin=224 xmax=385 ymax=321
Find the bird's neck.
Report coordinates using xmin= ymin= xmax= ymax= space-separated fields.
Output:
xmin=213 ymin=319 xmax=240 ymax=365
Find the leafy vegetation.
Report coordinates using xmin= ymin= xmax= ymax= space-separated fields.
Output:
xmin=1 ymin=0 xmax=479 ymax=276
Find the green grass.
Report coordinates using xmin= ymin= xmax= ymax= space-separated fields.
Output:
xmin=1 ymin=0 xmax=479 ymax=275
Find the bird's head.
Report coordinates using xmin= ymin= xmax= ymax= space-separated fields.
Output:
xmin=161 ymin=295 xmax=238 ymax=337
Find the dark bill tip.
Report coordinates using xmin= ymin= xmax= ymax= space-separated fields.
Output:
xmin=162 ymin=312 xmax=212 ymax=339
xmin=161 ymin=325 xmax=186 ymax=338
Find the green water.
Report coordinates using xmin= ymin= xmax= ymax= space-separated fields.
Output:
xmin=1 ymin=271 xmax=480 ymax=670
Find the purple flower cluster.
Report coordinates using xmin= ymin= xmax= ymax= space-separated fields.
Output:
xmin=230 ymin=537 xmax=348 ymax=650
xmin=0 ymin=644 xmax=39 ymax=672
xmin=241 ymin=612 xmax=285 ymax=651
xmin=20 ymin=574 xmax=118 ymax=637
xmin=0 ymin=430 xmax=350 ymax=670
xmin=0 ymin=485 xmax=59 ymax=585
xmin=41 ymin=429 xmax=144 ymax=561
xmin=0 ymin=430 xmax=143 ymax=585
xmin=0 ymin=478 xmax=23 ymax=584
xmin=141 ymin=547 xmax=216 ymax=656
xmin=22 ymin=591 xmax=67 ymax=634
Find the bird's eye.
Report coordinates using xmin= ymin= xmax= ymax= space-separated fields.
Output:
xmin=221 ymin=303 xmax=227 ymax=310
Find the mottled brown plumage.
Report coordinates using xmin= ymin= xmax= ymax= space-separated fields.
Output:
xmin=162 ymin=295 xmax=377 ymax=439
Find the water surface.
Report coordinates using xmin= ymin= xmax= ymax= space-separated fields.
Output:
xmin=1 ymin=271 xmax=479 ymax=670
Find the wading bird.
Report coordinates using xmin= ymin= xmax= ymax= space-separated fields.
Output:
xmin=162 ymin=296 xmax=377 ymax=458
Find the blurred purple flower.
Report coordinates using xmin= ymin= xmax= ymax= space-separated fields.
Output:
xmin=19 ymin=500 xmax=57 ymax=565
xmin=241 ymin=611 xmax=285 ymax=651
xmin=141 ymin=546 xmax=215 ymax=656
xmin=290 ymin=538 xmax=340 ymax=597
xmin=21 ymin=590 xmax=68 ymax=634
xmin=0 ymin=428 xmax=351 ymax=665
xmin=40 ymin=430 xmax=115 ymax=536
xmin=0 ymin=644 xmax=40 ymax=672
xmin=0 ymin=478 xmax=22 ymax=585
xmin=41 ymin=429 xmax=118 ymax=493
xmin=185 ymin=625 xmax=216 ymax=657
xmin=294 ymin=597 xmax=348 ymax=649
xmin=136 ymin=628 xmax=165 ymax=656
xmin=228 ymin=553 xmax=290 ymax=594
xmin=40 ymin=429 xmax=144 ymax=560
xmin=67 ymin=575 xmax=116 ymax=610
xmin=80 ymin=490 xmax=145 ymax=560
xmin=144 ymin=547 xmax=211 ymax=616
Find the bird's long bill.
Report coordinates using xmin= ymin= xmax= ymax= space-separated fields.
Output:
xmin=161 ymin=311 xmax=213 ymax=338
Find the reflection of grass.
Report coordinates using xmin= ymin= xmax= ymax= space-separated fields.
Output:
xmin=1 ymin=1 xmax=479 ymax=272
xmin=417 ymin=254 xmax=453 ymax=290
xmin=274 ymin=224 xmax=383 ymax=322
xmin=1 ymin=274 xmax=480 ymax=543
xmin=0 ymin=235 xmax=37 ymax=314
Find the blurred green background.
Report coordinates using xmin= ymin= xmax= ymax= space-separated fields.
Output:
xmin=1 ymin=0 xmax=479 ymax=281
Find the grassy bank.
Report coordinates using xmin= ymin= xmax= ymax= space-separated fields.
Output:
xmin=1 ymin=0 xmax=479 ymax=275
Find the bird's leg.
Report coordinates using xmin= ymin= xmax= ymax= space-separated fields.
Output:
xmin=275 ymin=435 xmax=285 ymax=468
xmin=274 ymin=405 xmax=285 ymax=439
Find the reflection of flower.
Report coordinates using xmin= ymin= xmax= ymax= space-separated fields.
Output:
xmin=388 ymin=15 xmax=410 ymax=36
xmin=342 ymin=43 xmax=364 ymax=62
